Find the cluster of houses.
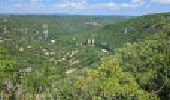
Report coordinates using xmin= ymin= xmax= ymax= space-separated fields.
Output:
xmin=87 ymin=38 xmax=95 ymax=46
xmin=0 ymin=21 xmax=110 ymax=77
xmin=85 ymin=34 xmax=97 ymax=46
xmin=85 ymin=21 xmax=102 ymax=27
xmin=1 ymin=24 xmax=51 ymax=42
xmin=38 ymin=45 xmax=80 ymax=67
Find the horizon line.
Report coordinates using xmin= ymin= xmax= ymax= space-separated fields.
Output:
xmin=0 ymin=12 xmax=169 ymax=16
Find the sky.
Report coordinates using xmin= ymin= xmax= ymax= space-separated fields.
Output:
xmin=0 ymin=0 xmax=170 ymax=16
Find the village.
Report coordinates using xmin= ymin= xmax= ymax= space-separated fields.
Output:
xmin=0 ymin=17 xmax=110 ymax=77
xmin=1 ymin=13 xmax=169 ymax=99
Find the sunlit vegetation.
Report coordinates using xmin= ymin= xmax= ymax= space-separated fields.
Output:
xmin=0 ymin=13 xmax=170 ymax=99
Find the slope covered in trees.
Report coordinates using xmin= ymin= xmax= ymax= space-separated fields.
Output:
xmin=0 ymin=13 xmax=170 ymax=99
xmin=95 ymin=13 xmax=168 ymax=51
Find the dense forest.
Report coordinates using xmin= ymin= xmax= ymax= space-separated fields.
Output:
xmin=0 ymin=13 xmax=170 ymax=100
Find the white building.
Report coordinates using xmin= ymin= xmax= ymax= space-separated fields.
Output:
xmin=101 ymin=49 xmax=108 ymax=53
xmin=24 ymin=28 xmax=28 ymax=34
xmin=88 ymin=39 xmax=91 ymax=45
xmin=3 ymin=26 xmax=7 ymax=34
xmin=19 ymin=47 xmax=24 ymax=52
xmin=51 ymin=40 xmax=55 ymax=43
xmin=50 ymin=52 xmax=55 ymax=55
xmin=43 ymin=24 xmax=49 ymax=40
xmin=42 ymin=49 xmax=47 ymax=52
xmin=45 ymin=52 xmax=49 ymax=56
xmin=27 ymin=45 xmax=32 ymax=49
xmin=66 ymin=69 xmax=76 ymax=74
xmin=91 ymin=38 xmax=95 ymax=46
xmin=72 ymin=37 xmax=76 ymax=40
xmin=124 ymin=28 xmax=128 ymax=34
xmin=0 ymin=39 xmax=4 ymax=43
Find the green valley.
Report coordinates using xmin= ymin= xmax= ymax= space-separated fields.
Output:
xmin=0 ymin=13 xmax=170 ymax=100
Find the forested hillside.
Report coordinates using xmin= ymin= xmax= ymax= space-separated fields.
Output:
xmin=95 ymin=13 xmax=168 ymax=51
xmin=0 ymin=13 xmax=170 ymax=99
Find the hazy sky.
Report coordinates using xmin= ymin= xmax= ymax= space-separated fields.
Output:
xmin=0 ymin=0 xmax=170 ymax=15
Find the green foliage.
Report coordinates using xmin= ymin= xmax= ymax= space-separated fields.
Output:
xmin=114 ymin=32 xmax=170 ymax=99
xmin=0 ymin=46 xmax=17 ymax=79
xmin=0 ymin=46 xmax=18 ymax=99
xmin=66 ymin=57 xmax=159 ymax=100
xmin=95 ymin=13 xmax=166 ymax=50
xmin=0 ymin=13 xmax=170 ymax=99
